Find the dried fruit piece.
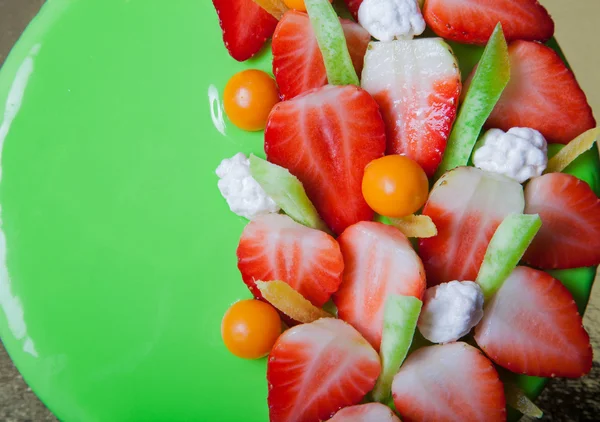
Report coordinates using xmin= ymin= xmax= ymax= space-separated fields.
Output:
xmin=388 ymin=214 xmax=437 ymax=238
xmin=256 ymin=280 xmax=333 ymax=323
xmin=252 ymin=0 xmax=289 ymax=19
xmin=546 ymin=127 xmax=600 ymax=173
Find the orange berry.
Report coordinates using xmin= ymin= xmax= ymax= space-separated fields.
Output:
xmin=362 ymin=155 xmax=429 ymax=218
xmin=221 ymin=299 xmax=282 ymax=359
xmin=224 ymin=69 xmax=279 ymax=131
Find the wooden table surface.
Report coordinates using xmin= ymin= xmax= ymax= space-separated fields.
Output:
xmin=0 ymin=1 xmax=598 ymax=421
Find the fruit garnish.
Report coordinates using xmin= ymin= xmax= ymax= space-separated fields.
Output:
xmin=249 ymin=155 xmax=329 ymax=232
xmin=221 ymin=299 xmax=282 ymax=359
xmin=545 ymin=127 xmax=600 ymax=173
xmin=483 ymin=41 xmax=596 ymax=144
xmin=212 ymin=0 xmax=278 ymax=61
xmin=304 ymin=0 xmax=360 ymax=86
xmin=256 ymin=280 xmax=333 ymax=323
xmin=283 ymin=0 xmax=332 ymax=12
xmin=391 ymin=342 xmax=507 ymax=422
xmin=223 ymin=70 xmax=279 ymax=131
xmin=372 ymin=294 xmax=422 ymax=403
xmin=423 ymin=0 xmax=554 ymax=46
xmin=328 ymin=403 xmax=400 ymax=422
xmin=272 ymin=11 xmax=370 ymax=100
xmin=435 ymin=24 xmax=509 ymax=178
xmin=388 ymin=214 xmax=437 ymax=238
xmin=504 ymin=382 xmax=543 ymax=419
xmin=361 ymin=39 xmax=461 ymax=177
xmin=474 ymin=266 xmax=593 ymax=378
xmin=237 ymin=214 xmax=344 ymax=306
xmin=362 ymin=155 xmax=429 ymax=218
xmin=267 ymin=318 xmax=381 ymax=422
xmin=522 ymin=173 xmax=600 ymax=269
xmin=419 ymin=167 xmax=525 ymax=286
xmin=476 ymin=213 xmax=542 ymax=300
xmin=252 ymin=0 xmax=289 ymax=19
xmin=333 ymin=221 xmax=426 ymax=349
xmin=265 ymin=84 xmax=386 ymax=234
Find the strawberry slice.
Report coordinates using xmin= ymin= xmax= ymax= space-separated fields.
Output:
xmin=484 ymin=41 xmax=596 ymax=144
xmin=419 ymin=167 xmax=524 ymax=286
xmin=361 ymin=39 xmax=462 ymax=176
xmin=423 ymin=0 xmax=554 ymax=46
xmin=268 ymin=318 xmax=381 ymax=422
xmin=272 ymin=11 xmax=370 ymax=100
xmin=333 ymin=221 xmax=426 ymax=350
xmin=474 ymin=266 xmax=593 ymax=378
xmin=523 ymin=173 xmax=600 ymax=269
xmin=328 ymin=403 xmax=400 ymax=422
xmin=237 ymin=214 xmax=344 ymax=307
xmin=392 ymin=342 xmax=506 ymax=422
xmin=265 ymin=85 xmax=386 ymax=234
xmin=212 ymin=0 xmax=278 ymax=61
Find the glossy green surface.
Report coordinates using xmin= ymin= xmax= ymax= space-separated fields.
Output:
xmin=0 ymin=1 xmax=596 ymax=421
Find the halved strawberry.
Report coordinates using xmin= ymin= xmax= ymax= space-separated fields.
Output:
xmin=419 ymin=167 xmax=524 ymax=286
xmin=343 ymin=0 xmax=363 ymax=21
xmin=333 ymin=221 xmax=426 ymax=350
xmin=423 ymin=0 xmax=554 ymax=46
xmin=265 ymin=85 xmax=386 ymax=234
xmin=212 ymin=0 xmax=278 ymax=61
xmin=272 ymin=11 xmax=370 ymax=100
xmin=392 ymin=342 xmax=506 ymax=422
xmin=523 ymin=173 xmax=600 ymax=269
xmin=268 ymin=318 xmax=381 ymax=422
xmin=484 ymin=41 xmax=596 ymax=144
xmin=474 ymin=266 xmax=593 ymax=378
xmin=328 ymin=403 xmax=400 ymax=422
xmin=237 ymin=214 xmax=344 ymax=307
xmin=361 ymin=39 xmax=461 ymax=176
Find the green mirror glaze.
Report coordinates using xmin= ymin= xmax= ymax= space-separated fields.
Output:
xmin=0 ymin=1 xmax=597 ymax=421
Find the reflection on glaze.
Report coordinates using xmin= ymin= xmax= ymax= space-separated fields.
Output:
xmin=208 ymin=84 xmax=226 ymax=136
xmin=0 ymin=44 xmax=41 ymax=358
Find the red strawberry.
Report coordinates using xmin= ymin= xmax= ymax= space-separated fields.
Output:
xmin=423 ymin=0 xmax=554 ymax=46
xmin=328 ymin=403 xmax=400 ymax=422
xmin=333 ymin=221 xmax=426 ymax=350
xmin=484 ymin=41 xmax=596 ymax=144
xmin=343 ymin=0 xmax=363 ymax=21
xmin=268 ymin=318 xmax=381 ymax=422
xmin=474 ymin=266 xmax=593 ymax=378
xmin=361 ymin=39 xmax=461 ymax=176
xmin=212 ymin=0 xmax=278 ymax=62
xmin=265 ymin=85 xmax=386 ymax=234
xmin=419 ymin=167 xmax=525 ymax=286
xmin=272 ymin=11 xmax=370 ymax=100
xmin=522 ymin=173 xmax=600 ymax=269
xmin=237 ymin=214 xmax=344 ymax=307
xmin=392 ymin=342 xmax=506 ymax=422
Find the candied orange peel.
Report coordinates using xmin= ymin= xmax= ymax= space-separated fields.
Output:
xmin=388 ymin=215 xmax=438 ymax=238
xmin=256 ymin=280 xmax=333 ymax=323
xmin=252 ymin=0 xmax=289 ymax=19
xmin=545 ymin=127 xmax=600 ymax=173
